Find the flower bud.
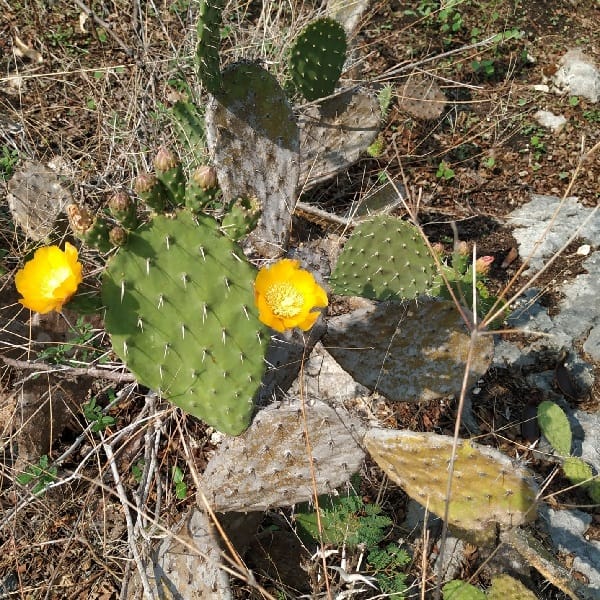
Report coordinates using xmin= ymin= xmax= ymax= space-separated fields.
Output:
xmin=134 ymin=172 xmax=158 ymax=195
xmin=456 ymin=240 xmax=469 ymax=256
xmin=191 ymin=164 xmax=218 ymax=190
xmin=109 ymin=226 xmax=128 ymax=247
xmin=475 ymin=255 xmax=494 ymax=274
xmin=431 ymin=242 xmax=445 ymax=258
xmin=108 ymin=190 xmax=131 ymax=213
xmin=153 ymin=146 xmax=178 ymax=173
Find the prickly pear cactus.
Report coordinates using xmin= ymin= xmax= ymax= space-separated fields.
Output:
xmin=324 ymin=299 xmax=494 ymax=402
xmin=537 ymin=400 xmax=572 ymax=456
xmin=329 ymin=215 xmax=437 ymax=300
xmin=102 ymin=210 xmax=269 ymax=435
xmin=206 ymin=61 xmax=300 ymax=257
xmin=442 ymin=580 xmax=486 ymax=600
xmin=288 ymin=17 xmax=347 ymax=101
xmin=196 ymin=0 xmax=224 ymax=93
xmin=201 ymin=398 xmax=365 ymax=511
xmin=298 ymin=88 xmax=380 ymax=191
xmin=365 ymin=429 xmax=538 ymax=534
xmin=488 ymin=574 xmax=537 ymax=600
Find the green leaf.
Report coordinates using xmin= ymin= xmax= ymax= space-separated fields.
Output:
xmin=537 ymin=401 xmax=572 ymax=455
xmin=294 ymin=478 xmax=391 ymax=549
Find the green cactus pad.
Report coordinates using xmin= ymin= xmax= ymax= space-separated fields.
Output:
xmin=537 ymin=400 xmax=572 ymax=456
xmin=330 ymin=216 xmax=437 ymax=301
xmin=324 ymin=299 xmax=494 ymax=402
xmin=365 ymin=429 xmax=538 ymax=533
xmin=442 ymin=580 xmax=486 ymax=600
xmin=172 ymin=100 xmax=206 ymax=162
xmin=288 ymin=17 xmax=347 ymax=101
xmin=102 ymin=210 xmax=269 ymax=435
xmin=196 ymin=0 xmax=224 ymax=93
xmin=206 ymin=61 xmax=299 ymax=257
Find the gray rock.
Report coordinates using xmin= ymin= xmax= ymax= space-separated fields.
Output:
xmin=534 ymin=109 xmax=567 ymax=133
xmin=553 ymin=49 xmax=600 ymax=103
xmin=540 ymin=505 xmax=600 ymax=594
xmin=507 ymin=195 xmax=600 ymax=274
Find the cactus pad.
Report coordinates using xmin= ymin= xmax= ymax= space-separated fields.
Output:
xmin=324 ymin=299 xmax=494 ymax=402
xmin=488 ymin=574 xmax=537 ymax=600
xmin=196 ymin=0 xmax=224 ymax=93
xmin=298 ymin=88 xmax=380 ymax=191
xmin=201 ymin=398 xmax=365 ymax=511
xmin=288 ymin=17 xmax=347 ymax=101
xmin=365 ymin=429 xmax=538 ymax=533
xmin=102 ymin=210 xmax=269 ymax=435
xmin=330 ymin=216 xmax=437 ymax=300
xmin=206 ymin=61 xmax=299 ymax=257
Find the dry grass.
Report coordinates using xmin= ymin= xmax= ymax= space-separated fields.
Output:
xmin=0 ymin=0 xmax=598 ymax=598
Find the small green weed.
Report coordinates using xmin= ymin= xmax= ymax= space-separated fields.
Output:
xmin=132 ymin=460 xmax=145 ymax=483
xmin=367 ymin=137 xmax=385 ymax=158
xmin=16 ymin=455 xmax=57 ymax=495
xmin=367 ymin=543 xmax=411 ymax=595
xmin=378 ymin=83 xmax=394 ymax=119
xmin=295 ymin=489 xmax=392 ymax=549
xmin=0 ymin=145 xmax=19 ymax=180
xmin=482 ymin=156 xmax=496 ymax=169
xmin=294 ymin=477 xmax=410 ymax=595
xmin=583 ymin=109 xmax=600 ymax=123
xmin=37 ymin=316 xmax=104 ymax=365
xmin=436 ymin=161 xmax=455 ymax=180
xmin=171 ymin=465 xmax=188 ymax=499
xmin=82 ymin=391 xmax=116 ymax=433
xmin=471 ymin=58 xmax=495 ymax=78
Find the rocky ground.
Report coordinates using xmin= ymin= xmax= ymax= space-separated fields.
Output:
xmin=0 ymin=1 xmax=599 ymax=598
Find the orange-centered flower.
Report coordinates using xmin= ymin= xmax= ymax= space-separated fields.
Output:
xmin=254 ymin=259 xmax=328 ymax=333
xmin=15 ymin=242 xmax=83 ymax=314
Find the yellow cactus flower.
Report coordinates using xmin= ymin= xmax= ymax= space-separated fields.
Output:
xmin=254 ymin=259 xmax=328 ymax=333
xmin=15 ymin=242 xmax=83 ymax=314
